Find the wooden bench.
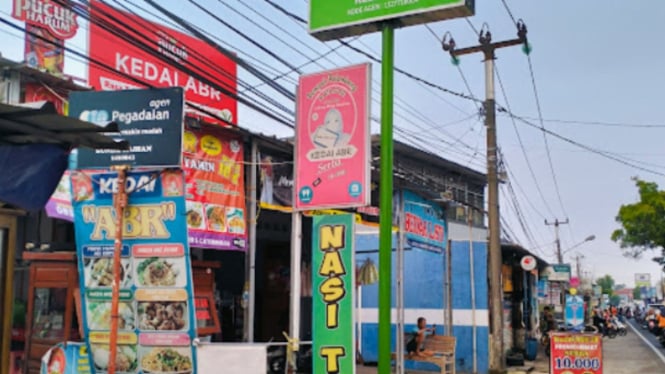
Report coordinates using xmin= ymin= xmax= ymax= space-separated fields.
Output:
xmin=391 ymin=335 xmax=456 ymax=374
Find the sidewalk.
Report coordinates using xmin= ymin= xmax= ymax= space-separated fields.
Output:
xmin=357 ymin=327 xmax=665 ymax=373
xmin=508 ymin=330 xmax=665 ymax=373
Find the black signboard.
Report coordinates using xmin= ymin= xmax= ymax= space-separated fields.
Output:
xmin=70 ymin=87 xmax=184 ymax=168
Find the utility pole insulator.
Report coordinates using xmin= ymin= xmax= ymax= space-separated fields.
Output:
xmin=546 ymin=218 xmax=570 ymax=264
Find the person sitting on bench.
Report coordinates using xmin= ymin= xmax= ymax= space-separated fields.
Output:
xmin=406 ymin=317 xmax=436 ymax=358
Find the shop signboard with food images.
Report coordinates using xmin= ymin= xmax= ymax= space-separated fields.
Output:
xmin=72 ymin=170 xmax=197 ymax=374
xmin=312 ymin=214 xmax=355 ymax=374
xmin=294 ymin=63 xmax=371 ymax=210
xmin=88 ymin=0 xmax=237 ymax=126
xmin=183 ymin=126 xmax=247 ymax=250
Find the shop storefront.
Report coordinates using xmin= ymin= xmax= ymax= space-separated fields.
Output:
xmin=0 ymin=100 xmax=125 ymax=374
xmin=501 ymin=243 xmax=549 ymax=359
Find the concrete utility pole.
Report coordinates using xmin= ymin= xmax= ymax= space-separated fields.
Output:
xmin=546 ymin=218 xmax=569 ymax=263
xmin=574 ymin=253 xmax=585 ymax=279
xmin=443 ymin=22 xmax=528 ymax=373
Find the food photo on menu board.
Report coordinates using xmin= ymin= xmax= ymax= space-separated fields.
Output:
xmin=137 ymin=301 xmax=188 ymax=331
xmin=84 ymin=258 xmax=133 ymax=288
xmin=139 ymin=346 xmax=193 ymax=373
xmin=72 ymin=170 xmax=198 ymax=374
xmin=134 ymin=257 xmax=186 ymax=288
xmin=90 ymin=343 xmax=138 ymax=373
xmin=85 ymin=299 xmax=135 ymax=331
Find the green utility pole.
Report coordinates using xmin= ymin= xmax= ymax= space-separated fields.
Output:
xmin=445 ymin=23 xmax=527 ymax=373
xmin=378 ymin=23 xmax=395 ymax=374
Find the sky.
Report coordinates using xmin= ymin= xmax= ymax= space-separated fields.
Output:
xmin=1 ymin=0 xmax=664 ymax=288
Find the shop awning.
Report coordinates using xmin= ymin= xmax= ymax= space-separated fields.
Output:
xmin=0 ymin=101 xmax=127 ymax=210
xmin=0 ymin=101 xmax=125 ymax=149
xmin=502 ymin=241 xmax=550 ymax=271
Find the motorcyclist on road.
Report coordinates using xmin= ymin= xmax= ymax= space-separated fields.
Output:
xmin=655 ymin=309 xmax=665 ymax=335
xmin=646 ymin=308 xmax=657 ymax=331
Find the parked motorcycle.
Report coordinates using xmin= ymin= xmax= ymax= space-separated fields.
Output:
xmin=266 ymin=339 xmax=312 ymax=374
xmin=612 ymin=317 xmax=628 ymax=336
xmin=601 ymin=321 xmax=618 ymax=339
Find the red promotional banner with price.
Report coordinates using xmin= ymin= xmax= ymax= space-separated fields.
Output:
xmin=550 ymin=332 xmax=603 ymax=374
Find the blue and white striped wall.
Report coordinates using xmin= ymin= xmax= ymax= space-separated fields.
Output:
xmin=355 ymin=227 xmax=489 ymax=373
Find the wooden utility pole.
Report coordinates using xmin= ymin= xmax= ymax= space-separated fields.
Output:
xmin=444 ymin=22 xmax=528 ymax=373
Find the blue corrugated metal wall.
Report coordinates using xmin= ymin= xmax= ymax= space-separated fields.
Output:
xmin=451 ymin=240 xmax=489 ymax=373
xmin=356 ymin=233 xmax=489 ymax=373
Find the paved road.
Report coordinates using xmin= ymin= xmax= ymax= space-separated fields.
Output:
xmin=601 ymin=320 xmax=665 ymax=373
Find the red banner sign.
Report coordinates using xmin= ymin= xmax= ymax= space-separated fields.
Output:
xmin=550 ymin=332 xmax=603 ymax=374
xmin=12 ymin=0 xmax=79 ymax=39
xmin=88 ymin=0 xmax=237 ymax=126
xmin=183 ymin=126 xmax=246 ymax=250
xmin=24 ymin=82 xmax=67 ymax=114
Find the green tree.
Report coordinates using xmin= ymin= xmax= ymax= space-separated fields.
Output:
xmin=612 ymin=178 xmax=665 ymax=258
xmin=596 ymin=275 xmax=615 ymax=296
xmin=633 ymin=287 xmax=641 ymax=300
xmin=610 ymin=295 xmax=622 ymax=306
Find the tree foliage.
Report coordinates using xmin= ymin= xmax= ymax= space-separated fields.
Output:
xmin=596 ymin=274 xmax=615 ymax=296
xmin=633 ymin=287 xmax=641 ymax=300
xmin=612 ymin=178 xmax=665 ymax=258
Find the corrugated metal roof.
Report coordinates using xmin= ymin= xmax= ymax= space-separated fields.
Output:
xmin=0 ymin=56 xmax=90 ymax=91
xmin=0 ymin=101 xmax=128 ymax=150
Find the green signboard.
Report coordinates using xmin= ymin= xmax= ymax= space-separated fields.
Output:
xmin=547 ymin=264 xmax=571 ymax=282
xmin=312 ymin=214 xmax=355 ymax=374
xmin=309 ymin=0 xmax=475 ymax=41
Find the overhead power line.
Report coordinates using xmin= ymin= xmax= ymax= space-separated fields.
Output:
xmin=106 ymin=0 xmax=296 ymax=120
xmin=450 ymin=17 xmax=548 ymax=247
xmin=495 ymin=66 xmax=556 ymax=217
xmin=525 ymin=54 xmax=569 ymax=219
xmin=263 ymin=0 xmax=483 ymax=105
xmin=228 ymin=0 xmax=485 ymax=164
xmin=252 ymin=0 xmax=484 ymax=163
xmin=500 ymin=0 xmax=519 ymax=25
xmin=498 ymin=0 xmax=573 ymax=239
xmin=141 ymin=0 xmax=296 ymax=102
xmin=515 ymin=116 xmax=665 ymax=129
xmin=1 ymin=6 xmax=293 ymax=129
xmin=504 ymin=110 xmax=665 ymax=177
